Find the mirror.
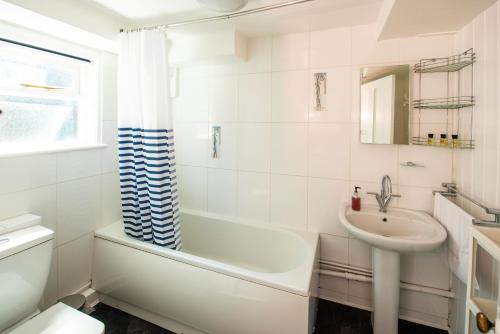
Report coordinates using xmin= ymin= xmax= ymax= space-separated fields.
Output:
xmin=359 ymin=65 xmax=410 ymax=145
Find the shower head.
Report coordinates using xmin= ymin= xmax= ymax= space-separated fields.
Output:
xmin=197 ymin=0 xmax=249 ymax=13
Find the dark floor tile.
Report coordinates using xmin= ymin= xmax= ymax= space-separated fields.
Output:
xmin=315 ymin=299 xmax=448 ymax=334
xmin=399 ymin=319 xmax=448 ymax=334
xmin=315 ymin=299 xmax=373 ymax=334
xmin=90 ymin=303 xmax=174 ymax=334
xmin=90 ymin=299 xmax=447 ymax=334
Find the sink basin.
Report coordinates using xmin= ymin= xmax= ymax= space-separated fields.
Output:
xmin=338 ymin=203 xmax=447 ymax=334
xmin=339 ymin=204 xmax=447 ymax=252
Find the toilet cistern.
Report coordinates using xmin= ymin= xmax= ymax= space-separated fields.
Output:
xmin=367 ymin=175 xmax=401 ymax=212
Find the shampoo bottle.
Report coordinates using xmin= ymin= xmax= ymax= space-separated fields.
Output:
xmin=352 ymin=186 xmax=361 ymax=211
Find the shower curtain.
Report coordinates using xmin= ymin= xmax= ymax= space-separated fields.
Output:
xmin=117 ymin=29 xmax=181 ymax=250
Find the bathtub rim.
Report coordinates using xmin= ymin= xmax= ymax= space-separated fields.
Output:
xmin=94 ymin=209 xmax=319 ymax=297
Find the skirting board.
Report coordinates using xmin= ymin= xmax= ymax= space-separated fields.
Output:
xmin=319 ymin=289 xmax=450 ymax=331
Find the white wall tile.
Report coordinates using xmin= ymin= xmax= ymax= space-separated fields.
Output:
xmin=308 ymin=124 xmax=351 ymax=179
xmin=310 ymin=27 xmax=351 ymax=67
xmin=237 ymin=124 xmax=271 ymax=172
xmin=400 ymin=34 xmax=455 ymax=62
xmin=309 ymin=67 xmax=352 ymax=123
xmin=101 ymin=172 xmax=122 ymax=226
xmin=239 ymin=37 xmax=272 ymax=74
xmin=348 ymin=238 xmax=372 ymax=269
xmin=209 ymin=75 xmax=238 ymax=122
xmin=398 ymin=186 xmax=435 ymax=213
xmin=0 ymin=154 xmax=57 ymax=195
xmin=400 ymin=290 xmax=449 ymax=319
xmin=207 ymin=168 xmax=237 ymax=216
xmin=350 ymin=125 xmax=398 ymax=183
xmin=270 ymin=174 xmax=307 ymax=230
xmin=320 ymin=234 xmax=348 ymax=264
xmin=0 ymin=185 xmax=57 ymax=238
xmin=57 ymin=176 xmax=101 ymax=245
xmin=180 ymin=75 xmax=209 ymax=122
xmin=58 ymin=233 xmax=93 ymax=297
xmin=207 ymin=124 xmax=237 ymax=169
xmin=238 ymin=73 xmax=271 ymax=122
xmin=271 ymin=71 xmax=309 ymax=122
xmin=101 ymin=121 xmax=118 ymax=173
xmin=401 ymin=252 xmax=450 ymax=290
xmin=271 ymin=124 xmax=308 ymax=176
xmin=272 ymin=32 xmax=309 ymax=71
xmin=179 ymin=123 xmax=208 ymax=166
xmin=398 ymin=146 xmax=452 ymax=188
xmin=351 ymin=24 xmax=399 ymax=65
xmin=181 ymin=166 xmax=207 ymax=211
xmin=308 ymin=178 xmax=349 ymax=237
xmin=57 ymin=149 xmax=102 ymax=182
xmin=320 ymin=275 xmax=348 ymax=294
xmin=237 ymin=171 xmax=269 ymax=222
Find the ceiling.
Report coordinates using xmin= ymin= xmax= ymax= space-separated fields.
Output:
xmin=83 ymin=0 xmax=382 ymax=35
xmin=378 ymin=0 xmax=498 ymax=39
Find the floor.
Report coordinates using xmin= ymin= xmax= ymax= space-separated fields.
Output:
xmin=89 ymin=299 xmax=448 ymax=334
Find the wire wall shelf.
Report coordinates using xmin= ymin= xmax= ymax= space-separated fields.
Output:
xmin=414 ymin=49 xmax=476 ymax=73
xmin=411 ymin=137 xmax=475 ymax=149
xmin=413 ymin=48 xmax=475 ymax=150
xmin=412 ymin=96 xmax=475 ymax=110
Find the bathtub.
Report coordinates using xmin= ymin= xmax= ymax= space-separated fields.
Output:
xmin=92 ymin=210 xmax=319 ymax=334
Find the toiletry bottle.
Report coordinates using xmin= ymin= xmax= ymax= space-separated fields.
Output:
xmin=440 ymin=134 xmax=447 ymax=146
xmin=452 ymin=134 xmax=459 ymax=148
xmin=352 ymin=186 xmax=361 ymax=211
xmin=427 ymin=133 xmax=434 ymax=145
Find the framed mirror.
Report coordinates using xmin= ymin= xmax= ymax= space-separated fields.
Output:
xmin=359 ymin=65 xmax=410 ymax=145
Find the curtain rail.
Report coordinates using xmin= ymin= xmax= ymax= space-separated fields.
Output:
xmin=0 ymin=37 xmax=92 ymax=63
xmin=120 ymin=0 xmax=315 ymax=33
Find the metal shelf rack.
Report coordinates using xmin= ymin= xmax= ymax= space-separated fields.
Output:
xmin=412 ymin=96 xmax=474 ymax=110
xmin=414 ymin=49 xmax=476 ymax=73
xmin=413 ymin=48 xmax=475 ymax=149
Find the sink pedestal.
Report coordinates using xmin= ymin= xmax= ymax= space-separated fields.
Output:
xmin=372 ymin=248 xmax=400 ymax=334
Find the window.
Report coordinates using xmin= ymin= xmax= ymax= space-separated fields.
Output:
xmin=0 ymin=39 xmax=98 ymax=152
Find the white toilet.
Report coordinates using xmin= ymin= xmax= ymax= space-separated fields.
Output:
xmin=0 ymin=214 xmax=104 ymax=334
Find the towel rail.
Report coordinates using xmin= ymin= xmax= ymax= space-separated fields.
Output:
xmin=434 ymin=182 xmax=500 ymax=226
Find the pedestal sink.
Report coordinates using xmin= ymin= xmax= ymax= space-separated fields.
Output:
xmin=338 ymin=203 xmax=447 ymax=334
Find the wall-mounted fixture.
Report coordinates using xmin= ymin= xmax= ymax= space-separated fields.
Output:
xmin=412 ymin=49 xmax=475 ymax=149
xmin=400 ymin=161 xmax=424 ymax=167
xmin=314 ymin=72 xmax=327 ymax=112
xmin=211 ymin=126 xmax=221 ymax=159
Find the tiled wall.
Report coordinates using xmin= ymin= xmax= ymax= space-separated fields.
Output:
xmin=0 ymin=51 xmax=120 ymax=309
xmin=452 ymin=2 xmax=500 ymax=333
xmin=173 ymin=24 xmax=458 ymax=328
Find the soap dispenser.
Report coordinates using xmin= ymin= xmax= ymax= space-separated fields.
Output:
xmin=352 ymin=186 xmax=361 ymax=211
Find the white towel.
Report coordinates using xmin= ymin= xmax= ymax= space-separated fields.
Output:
xmin=433 ymin=193 xmax=474 ymax=284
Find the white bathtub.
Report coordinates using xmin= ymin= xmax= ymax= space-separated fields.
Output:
xmin=92 ymin=210 xmax=319 ymax=334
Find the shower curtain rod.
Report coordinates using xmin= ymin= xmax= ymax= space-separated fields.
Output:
xmin=120 ymin=0 xmax=315 ymax=32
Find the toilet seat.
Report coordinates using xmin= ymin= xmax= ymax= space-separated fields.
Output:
xmin=8 ymin=303 xmax=104 ymax=334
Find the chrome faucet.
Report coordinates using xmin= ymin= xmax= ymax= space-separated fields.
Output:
xmin=368 ymin=175 xmax=401 ymax=213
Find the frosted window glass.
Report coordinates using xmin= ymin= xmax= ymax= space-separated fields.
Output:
xmin=0 ymin=95 xmax=78 ymax=144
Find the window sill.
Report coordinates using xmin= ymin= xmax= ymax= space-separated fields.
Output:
xmin=0 ymin=143 xmax=107 ymax=158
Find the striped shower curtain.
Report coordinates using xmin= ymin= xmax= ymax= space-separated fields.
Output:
xmin=117 ymin=29 xmax=181 ymax=250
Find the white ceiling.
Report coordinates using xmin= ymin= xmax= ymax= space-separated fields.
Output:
xmin=86 ymin=0 xmax=251 ymax=20
xmin=83 ymin=0 xmax=382 ymax=35
xmin=377 ymin=0 xmax=498 ymax=39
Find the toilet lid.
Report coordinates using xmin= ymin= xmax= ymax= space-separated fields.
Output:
xmin=9 ymin=303 xmax=104 ymax=334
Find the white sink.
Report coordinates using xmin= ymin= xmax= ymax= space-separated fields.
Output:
xmin=339 ymin=204 xmax=447 ymax=252
xmin=338 ymin=203 xmax=447 ymax=334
